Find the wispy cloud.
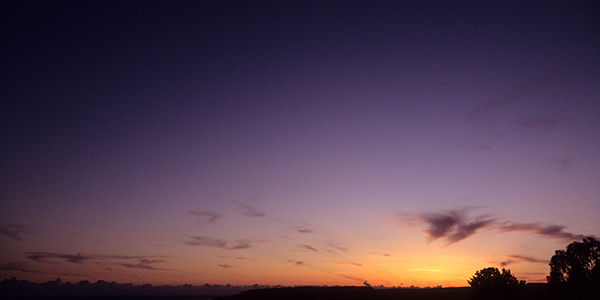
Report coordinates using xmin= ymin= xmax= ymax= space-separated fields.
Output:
xmin=189 ymin=211 xmax=221 ymax=225
xmin=551 ymin=156 xmax=572 ymax=172
xmin=27 ymin=252 xmax=92 ymax=264
xmin=498 ymin=222 xmax=588 ymax=241
xmin=298 ymin=244 xmax=318 ymax=252
xmin=290 ymin=226 xmax=316 ymax=234
xmin=468 ymin=67 xmax=590 ymax=130
xmin=327 ymin=243 xmax=349 ymax=253
xmin=236 ymin=203 xmax=266 ymax=217
xmin=411 ymin=210 xmax=495 ymax=244
xmin=25 ymin=252 xmax=169 ymax=271
xmin=215 ymin=255 xmax=257 ymax=261
xmin=516 ymin=115 xmax=571 ymax=132
xmin=0 ymin=223 xmax=29 ymax=241
xmin=328 ymin=262 xmax=363 ymax=267
xmin=218 ymin=264 xmax=233 ymax=268
xmin=370 ymin=252 xmax=391 ymax=257
xmin=327 ymin=272 xmax=364 ymax=282
xmin=186 ymin=236 xmax=227 ymax=248
xmin=186 ymin=236 xmax=257 ymax=250
xmin=119 ymin=259 xmax=169 ymax=271
xmin=0 ymin=262 xmax=39 ymax=273
xmin=401 ymin=208 xmax=593 ymax=244
xmin=500 ymin=255 xmax=547 ymax=267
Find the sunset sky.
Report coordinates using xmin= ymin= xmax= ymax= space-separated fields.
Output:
xmin=1 ymin=0 xmax=599 ymax=288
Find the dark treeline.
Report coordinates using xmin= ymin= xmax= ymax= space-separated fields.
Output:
xmin=0 ymin=277 xmax=271 ymax=298
xmin=1 ymin=277 xmax=553 ymax=300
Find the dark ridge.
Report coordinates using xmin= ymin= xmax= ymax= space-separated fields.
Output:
xmin=219 ymin=284 xmax=551 ymax=300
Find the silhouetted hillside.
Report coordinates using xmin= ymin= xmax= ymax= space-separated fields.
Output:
xmin=1 ymin=278 xmax=552 ymax=300
xmin=219 ymin=284 xmax=551 ymax=300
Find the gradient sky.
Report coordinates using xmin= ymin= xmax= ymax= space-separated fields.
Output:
xmin=1 ymin=0 xmax=599 ymax=288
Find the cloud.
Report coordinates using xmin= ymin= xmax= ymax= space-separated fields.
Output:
xmin=189 ymin=211 xmax=221 ymax=225
xmin=185 ymin=236 xmax=227 ymax=248
xmin=328 ymin=272 xmax=364 ymax=282
xmin=215 ymin=255 xmax=257 ymax=261
xmin=236 ymin=203 xmax=266 ymax=217
xmin=229 ymin=240 xmax=253 ymax=250
xmin=498 ymin=222 xmax=589 ymax=241
xmin=327 ymin=243 xmax=349 ymax=253
xmin=328 ymin=262 xmax=363 ymax=267
xmin=27 ymin=252 xmax=92 ymax=264
xmin=0 ymin=262 xmax=39 ymax=273
xmin=516 ymin=115 xmax=571 ymax=132
xmin=118 ymin=259 xmax=168 ymax=271
xmin=370 ymin=252 xmax=391 ymax=257
xmin=468 ymin=67 xmax=590 ymax=130
xmin=218 ymin=264 xmax=233 ymax=268
xmin=402 ymin=208 xmax=593 ymax=244
xmin=500 ymin=255 xmax=547 ymax=267
xmin=0 ymin=223 xmax=29 ymax=241
xmin=25 ymin=252 xmax=169 ymax=270
xmin=415 ymin=210 xmax=495 ymax=244
xmin=185 ymin=236 xmax=256 ymax=250
xmin=290 ymin=226 xmax=315 ymax=234
xmin=552 ymin=156 xmax=572 ymax=172
xmin=298 ymin=244 xmax=318 ymax=252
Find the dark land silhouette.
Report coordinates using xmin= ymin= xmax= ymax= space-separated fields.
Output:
xmin=1 ymin=278 xmax=551 ymax=300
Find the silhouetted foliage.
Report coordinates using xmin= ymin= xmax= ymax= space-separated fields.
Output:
xmin=468 ymin=267 xmax=525 ymax=299
xmin=547 ymin=237 xmax=600 ymax=297
xmin=0 ymin=277 xmax=269 ymax=297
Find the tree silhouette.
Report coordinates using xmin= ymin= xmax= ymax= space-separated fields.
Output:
xmin=468 ymin=267 xmax=525 ymax=299
xmin=547 ymin=237 xmax=600 ymax=297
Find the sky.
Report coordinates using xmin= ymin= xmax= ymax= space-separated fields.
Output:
xmin=1 ymin=0 xmax=599 ymax=288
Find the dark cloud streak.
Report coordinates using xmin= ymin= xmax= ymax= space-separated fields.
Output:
xmin=186 ymin=236 xmax=256 ymax=250
xmin=25 ymin=252 xmax=169 ymax=271
xmin=189 ymin=211 xmax=221 ymax=225
xmin=0 ymin=223 xmax=29 ymax=241
xmin=403 ymin=208 xmax=593 ymax=244
xmin=417 ymin=210 xmax=495 ymax=244
xmin=499 ymin=222 xmax=588 ymax=241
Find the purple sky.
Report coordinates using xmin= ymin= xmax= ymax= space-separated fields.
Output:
xmin=1 ymin=0 xmax=599 ymax=287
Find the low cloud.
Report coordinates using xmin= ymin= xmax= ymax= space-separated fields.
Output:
xmin=370 ymin=252 xmax=391 ymax=257
xmin=218 ymin=264 xmax=233 ymax=268
xmin=186 ymin=236 xmax=227 ymax=248
xmin=27 ymin=252 xmax=92 ymax=264
xmin=500 ymin=255 xmax=547 ymax=267
xmin=498 ymin=222 xmax=588 ymax=241
xmin=328 ymin=262 xmax=363 ymax=267
xmin=298 ymin=244 xmax=318 ymax=252
xmin=236 ymin=204 xmax=266 ymax=217
xmin=0 ymin=223 xmax=29 ymax=241
xmin=186 ymin=236 xmax=256 ymax=250
xmin=411 ymin=210 xmax=495 ymax=244
xmin=516 ymin=115 xmax=570 ymax=132
xmin=119 ymin=259 xmax=168 ymax=271
xmin=215 ymin=255 xmax=256 ymax=261
xmin=327 ymin=243 xmax=349 ymax=253
xmin=25 ymin=252 xmax=169 ymax=271
xmin=290 ymin=226 xmax=316 ymax=234
xmin=552 ymin=156 xmax=572 ymax=172
xmin=402 ymin=208 xmax=593 ymax=245
xmin=468 ymin=66 xmax=590 ymax=130
xmin=189 ymin=211 xmax=221 ymax=225
xmin=0 ymin=262 xmax=39 ymax=273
